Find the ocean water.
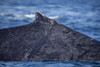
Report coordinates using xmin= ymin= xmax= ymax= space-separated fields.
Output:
xmin=0 ymin=0 xmax=100 ymax=67
xmin=0 ymin=60 xmax=100 ymax=67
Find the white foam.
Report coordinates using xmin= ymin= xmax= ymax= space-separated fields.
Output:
xmin=49 ymin=16 xmax=59 ymax=19
xmin=24 ymin=14 xmax=35 ymax=18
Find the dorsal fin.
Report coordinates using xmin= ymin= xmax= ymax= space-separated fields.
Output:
xmin=35 ymin=12 xmax=50 ymax=21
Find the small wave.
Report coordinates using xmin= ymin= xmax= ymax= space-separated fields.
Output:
xmin=49 ymin=16 xmax=59 ymax=19
xmin=86 ymin=12 xmax=95 ymax=17
xmin=0 ymin=13 xmax=35 ymax=18
xmin=24 ymin=14 xmax=35 ymax=18
xmin=65 ymin=11 xmax=80 ymax=16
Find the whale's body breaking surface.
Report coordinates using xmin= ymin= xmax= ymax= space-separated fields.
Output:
xmin=0 ymin=12 xmax=100 ymax=61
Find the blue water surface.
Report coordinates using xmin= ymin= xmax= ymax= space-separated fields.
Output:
xmin=0 ymin=0 xmax=100 ymax=67
xmin=0 ymin=60 xmax=100 ymax=67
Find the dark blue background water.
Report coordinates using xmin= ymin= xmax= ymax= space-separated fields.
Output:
xmin=0 ymin=0 xmax=100 ymax=67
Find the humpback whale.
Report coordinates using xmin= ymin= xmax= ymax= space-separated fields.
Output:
xmin=0 ymin=12 xmax=100 ymax=61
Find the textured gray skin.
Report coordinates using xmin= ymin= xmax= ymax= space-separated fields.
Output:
xmin=0 ymin=12 xmax=100 ymax=61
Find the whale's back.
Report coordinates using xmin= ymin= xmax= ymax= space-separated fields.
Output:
xmin=0 ymin=12 xmax=100 ymax=61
